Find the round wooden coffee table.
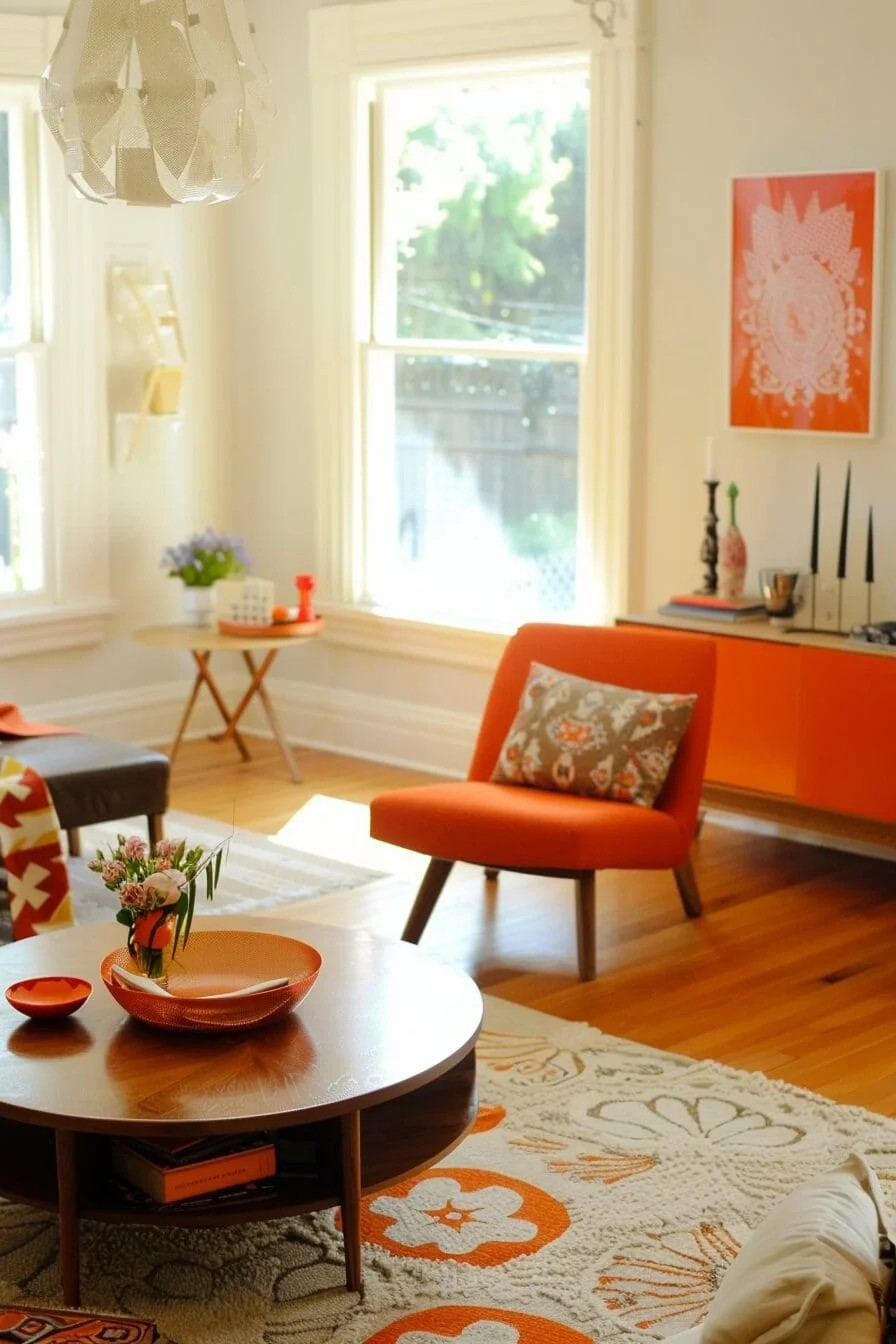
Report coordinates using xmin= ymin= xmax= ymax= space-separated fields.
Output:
xmin=0 ymin=917 xmax=482 ymax=1307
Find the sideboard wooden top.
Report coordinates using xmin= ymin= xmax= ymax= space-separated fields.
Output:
xmin=619 ymin=612 xmax=896 ymax=660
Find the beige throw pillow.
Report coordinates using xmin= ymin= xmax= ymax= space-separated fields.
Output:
xmin=491 ymin=661 xmax=697 ymax=808
xmin=701 ymin=1154 xmax=886 ymax=1344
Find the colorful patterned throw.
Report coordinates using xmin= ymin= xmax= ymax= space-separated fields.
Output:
xmin=0 ymin=757 xmax=73 ymax=938
xmin=0 ymin=1304 xmax=156 ymax=1342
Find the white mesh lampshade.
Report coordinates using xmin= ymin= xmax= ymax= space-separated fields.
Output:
xmin=40 ymin=0 xmax=275 ymax=206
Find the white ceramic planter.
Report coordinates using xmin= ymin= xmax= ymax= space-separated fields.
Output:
xmin=181 ymin=584 xmax=216 ymax=628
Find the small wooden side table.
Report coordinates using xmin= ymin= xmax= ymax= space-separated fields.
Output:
xmin=133 ymin=622 xmax=324 ymax=783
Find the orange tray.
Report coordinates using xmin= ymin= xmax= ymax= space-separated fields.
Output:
xmin=101 ymin=930 xmax=321 ymax=1032
xmin=217 ymin=618 xmax=324 ymax=638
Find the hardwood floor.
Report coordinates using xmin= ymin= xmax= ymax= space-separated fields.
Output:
xmin=170 ymin=736 xmax=896 ymax=1115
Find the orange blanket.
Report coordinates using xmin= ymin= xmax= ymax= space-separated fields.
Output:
xmin=0 ymin=702 xmax=74 ymax=737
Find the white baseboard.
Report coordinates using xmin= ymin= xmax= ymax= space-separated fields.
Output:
xmin=244 ymin=677 xmax=473 ymax=778
xmin=30 ymin=679 xmax=224 ymax=745
xmin=28 ymin=675 xmax=474 ymax=777
xmin=27 ymin=676 xmax=895 ymax=864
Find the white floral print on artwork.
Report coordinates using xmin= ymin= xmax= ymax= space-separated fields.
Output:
xmin=739 ymin=192 xmax=866 ymax=412
xmin=370 ymin=1177 xmax=538 ymax=1253
xmin=398 ymin=1324 xmax=520 ymax=1344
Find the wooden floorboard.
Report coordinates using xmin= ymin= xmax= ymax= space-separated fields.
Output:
xmin=169 ymin=735 xmax=896 ymax=1115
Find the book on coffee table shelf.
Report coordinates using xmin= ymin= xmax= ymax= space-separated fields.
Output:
xmin=112 ymin=1135 xmax=277 ymax=1204
xmin=659 ymin=594 xmax=767 ymax=622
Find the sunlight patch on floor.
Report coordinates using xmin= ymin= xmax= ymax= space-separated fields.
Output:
xmin=272 ymin=793 xmax=428 ymax=879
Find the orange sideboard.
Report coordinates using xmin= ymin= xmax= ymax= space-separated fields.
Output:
xmin=620 ymin=615 xmax=896 ymax=831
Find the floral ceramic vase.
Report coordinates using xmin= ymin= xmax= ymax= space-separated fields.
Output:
xmin=718 ymin=482 xmax=747 ymax=601
xmin=130 ymin=911 xmax=177 ymax=985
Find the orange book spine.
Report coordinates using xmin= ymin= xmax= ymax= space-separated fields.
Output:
xmin=112 ymin=1143 xmax=277 ymax=1204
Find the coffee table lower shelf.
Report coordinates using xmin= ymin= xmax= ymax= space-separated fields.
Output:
xmin=0 ymin=1049 xmax=477 ymax=1305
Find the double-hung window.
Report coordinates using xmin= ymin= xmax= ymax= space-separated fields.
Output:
xmin=0 ymin=87 xmax=46 ymax=597
xmin=366 ymin=62 xmax=589 ymax=630
xmin=311 ymin=0 xmax=645 ymax=657
xmin=0 ymin=15 xmax=110 ymax=657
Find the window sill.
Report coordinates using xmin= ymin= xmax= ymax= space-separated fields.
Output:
xmin=318 ymin=603 xmax=509 ymax=672
xmin=0 ymin=600 xmax=117 ymax=660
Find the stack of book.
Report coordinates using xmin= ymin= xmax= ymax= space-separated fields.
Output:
xmin=658 ymin=593 xmax=768 ymax=623
xmin=112 ymin=1134 xmax=277 ymax=1205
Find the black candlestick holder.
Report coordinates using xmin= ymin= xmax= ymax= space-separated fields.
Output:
xmin=699 ymin=479 xmax=720 ymax=595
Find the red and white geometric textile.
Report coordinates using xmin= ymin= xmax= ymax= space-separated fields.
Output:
xmin=0 ymin=755 xmax=74 ymax=938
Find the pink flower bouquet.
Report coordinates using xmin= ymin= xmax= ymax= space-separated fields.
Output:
xmin=89 ymin=834 xmax=227 ymax=982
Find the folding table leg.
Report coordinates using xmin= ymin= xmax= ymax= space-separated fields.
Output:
xmin=193 ymin=651 xmax=252 ymax=762
xmin=243 ymin=652 xmax=303 ymax=784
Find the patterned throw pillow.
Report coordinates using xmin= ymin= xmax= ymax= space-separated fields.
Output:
xmin=491 ymin=662 xmax=697 ymax=808
xmin=0 ymin=756 xmax=74 ymax=938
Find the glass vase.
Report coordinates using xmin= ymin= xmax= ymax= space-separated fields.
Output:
xmin=131 ymin=913 xmax=177 ymax=987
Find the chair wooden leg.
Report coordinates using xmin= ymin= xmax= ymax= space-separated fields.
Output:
xmin=674 ymin=855 xmax=703 ymax=918
xmin=147 ymin=815 xmax=165 ymax=847
xmin=574 ymin=871 xmax=596 ymax=982
xmin=402 ymin=858 xmax=455 ymax=944
xmin=67 ymin=830 xmax=81 ymax=858
xmin=484 ymin=868 xmax=500 ymax=882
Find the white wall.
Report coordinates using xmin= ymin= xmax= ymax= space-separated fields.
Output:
xmin=4 ymin=202 xmax=233 ymax=735
xmin=639 ymin=0 xmax=896 ymax=628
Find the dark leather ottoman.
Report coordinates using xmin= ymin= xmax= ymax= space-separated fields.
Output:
xmin=3 ymin=734 xmax=169 ymax=854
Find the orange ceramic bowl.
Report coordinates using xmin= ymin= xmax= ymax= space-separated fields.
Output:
xmin=101 ymin=929 xmax=322 ymax=1033
xmin=6 ymin=976 xmax=93 ymax=1020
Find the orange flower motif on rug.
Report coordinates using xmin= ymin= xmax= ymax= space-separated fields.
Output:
xmin=476 ymin=1030 xmax=585 ymax=1086
xmin=357 ymin=1168 xmax=570 ymax=1267
xmin=470 ymin=1104 xmax=506 ymax=1134
xmin=362 ymin=1304 xmax=595 ymax=1343
xmin=594 ymin=1222 xmax=742 ymax=1332
xmin=509 ymin=1133 xmax=657 ymax=1185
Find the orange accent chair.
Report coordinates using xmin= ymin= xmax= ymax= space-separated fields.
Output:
xmin=369 ymin=623 xmax=717 ymax=980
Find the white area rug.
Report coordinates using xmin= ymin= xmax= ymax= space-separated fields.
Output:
xmin=1 ymin=996 xmax=895 ymax=1343
xmin=70 ymin=810 xmax=386 ymax=925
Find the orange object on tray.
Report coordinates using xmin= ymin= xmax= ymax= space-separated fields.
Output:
xmin=217 ymin=618 xmax=324 ymax=638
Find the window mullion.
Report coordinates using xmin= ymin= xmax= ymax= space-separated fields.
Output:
xmin=365 ymin=338 xmax=586 ymax=364
xmin=370 ymin=88 xmax=395 ymax=345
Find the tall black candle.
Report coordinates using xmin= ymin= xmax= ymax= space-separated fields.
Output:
xmin=836 ymin=462 xmax=852 ymax=580
xmin=865 ymin=506 xmax=875 ymax=584
xmin=810 ymin=464 xmax=820 ymax=574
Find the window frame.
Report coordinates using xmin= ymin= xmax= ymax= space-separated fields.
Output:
xmin=309 ymin=0 xmax=649 ymax=665
xmin=0 ymin=15 xmax=112 ymax=657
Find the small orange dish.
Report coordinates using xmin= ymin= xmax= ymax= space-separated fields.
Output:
xmin=6 ymin=976 xmax=92 ymax=1020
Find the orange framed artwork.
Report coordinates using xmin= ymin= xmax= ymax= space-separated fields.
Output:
xmin=729 ymin=170 xmax=881 ymax=435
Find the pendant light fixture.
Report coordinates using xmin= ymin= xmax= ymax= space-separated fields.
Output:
xmin=40 ymin=0 xmax=275 ymax=206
